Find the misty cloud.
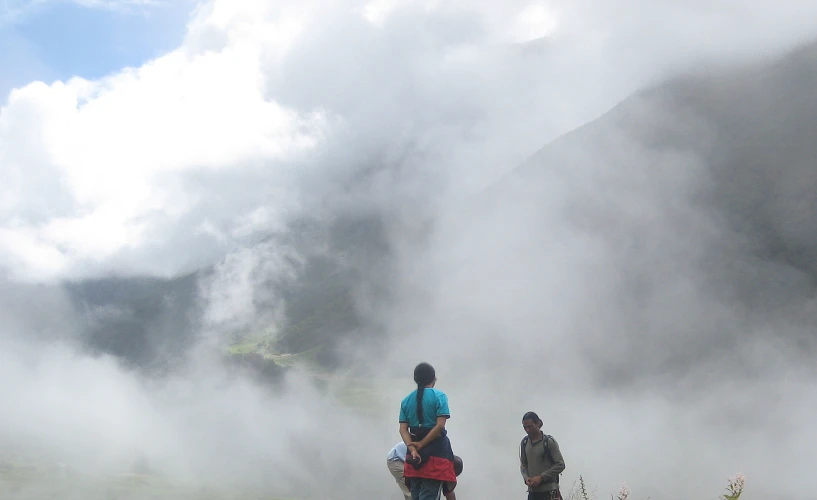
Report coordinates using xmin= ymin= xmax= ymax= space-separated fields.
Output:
xmin=3 ymin=1 xmax=817 ymax=499
xmin=5 ymin=0 xmax=816 ymax=283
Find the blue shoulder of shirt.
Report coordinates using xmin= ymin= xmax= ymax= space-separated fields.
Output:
xmin=398 ymin=388 xmax=451 ymax=423
xmin=398 ymin=390 xmax=416 ymax=422
xmin=432 ymin=388 xmax=451 ymax=417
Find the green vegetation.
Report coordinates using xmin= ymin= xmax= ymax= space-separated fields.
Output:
xmin=564 ymin=473 xmax=746 ymax=500
xmin=227 ymin=340 xmax=263 ymax=355
xmin=0 ymin=466 xmax=298 ymax=500
xmin=224 ymin=329 xmax=393 ymax=414
xmin=225 ymin=329 xmax=325 ymax=373
xmin=226 ymin=327 xmax=277 ymax=356
xmin=326 ymin=376 xmax=394 ymax=413
xmin=269 ymin=345 xmax=324 ymax=368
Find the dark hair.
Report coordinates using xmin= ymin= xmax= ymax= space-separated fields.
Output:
xmin=453 ymin=455 xmax=463 ymax=476
xmin=414 ymin=362 xmax=436 ymax=424
xmin=522 ymin=411 xmax=542 ymax=426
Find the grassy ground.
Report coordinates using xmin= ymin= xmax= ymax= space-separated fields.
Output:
xmin=0 ymin=337 xmax=384 ymax=500
xmin=226 ymin=332 xmax=323 ymax=369
xmin=0 ymin=467 xmax=298 ymax=500
xmin=226 ymin=330 xmax=277 ymax=357
xmin=225 ymin=331 xmax=393 ymax=412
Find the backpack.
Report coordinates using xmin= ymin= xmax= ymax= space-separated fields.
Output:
xmin=520 ymin=434 xmax=559 ymax=484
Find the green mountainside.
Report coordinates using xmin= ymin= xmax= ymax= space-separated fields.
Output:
xmin=60 ymin=40 xmax=817 ymax=384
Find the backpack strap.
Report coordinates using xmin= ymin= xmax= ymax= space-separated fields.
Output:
xmin=542 ymin=434 xmax=560 ymax=484
xmin=522 ymin=434 xmax=553 ymax=462
xmin=542 ymin=434 xmax=553 ymax=462
xmin=523 ymin=434 xmax=560 ymax=484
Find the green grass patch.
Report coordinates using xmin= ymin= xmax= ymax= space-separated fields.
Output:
xmin=227 ymin=341 xmax=260 ymax=355
xmin=227 ymin=329 xmax=277 ymax=356
xmin=0 ymin=467 xmax=299 ymax=500
xmin=268 ymin=345 xmax=323 ymax=368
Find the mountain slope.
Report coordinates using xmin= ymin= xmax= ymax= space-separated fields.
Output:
xmin=467 ymin=40 xmax=817 ymax=388
xmin=60 ymin=209 xmax=395 ymax=373
xmin=57 ymin=40 xmax=817 ymax=383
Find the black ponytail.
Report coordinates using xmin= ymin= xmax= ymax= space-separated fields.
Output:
xmin=413 ymin=362 xmax=436 ymax=425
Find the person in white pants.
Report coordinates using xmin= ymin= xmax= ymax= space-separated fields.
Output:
xmin=387 ymin=442 xmax=412 ymax=500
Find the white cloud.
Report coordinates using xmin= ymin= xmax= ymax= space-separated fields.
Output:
xmin=0 ymin=226 xmax=69 ymax=280
xmin=3 ymin=1 xmax=817 ymax=499
xmin=0 ymin=4 xmax=329 ymax=281
xmin=361 ymin=0 xmax=399 ymax=26
xmin=3 ymin=0 xmax=817 ymax=284
xmin=514 ymin=3 xmax=557 ymax=42
xmin=0 ymin=0 xmax=569 ymax=283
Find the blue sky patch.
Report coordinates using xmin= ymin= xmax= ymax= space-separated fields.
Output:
xmin=0 ymin=1 xmax=193 ymax=99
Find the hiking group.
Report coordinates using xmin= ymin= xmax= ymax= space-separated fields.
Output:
xmin=388 ymin=362 xmax=566 ymax=500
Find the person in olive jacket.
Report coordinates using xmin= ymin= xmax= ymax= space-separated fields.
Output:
xmin=519 ymin=411 xmax=565 ymax=500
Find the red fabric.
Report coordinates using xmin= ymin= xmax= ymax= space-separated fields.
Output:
xmin=403 ymin=456 xmax=457 ymax=482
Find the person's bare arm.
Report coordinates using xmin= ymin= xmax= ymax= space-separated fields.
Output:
xmin=414 ymin=416 xmax=447 ymax=450
xmin=444 ymin=482 xmax=457 ymax=500
xmin=399 ymin=422 xmax=412 ymax=446
xmin=400 ymin=422 xmax=421 ymax=460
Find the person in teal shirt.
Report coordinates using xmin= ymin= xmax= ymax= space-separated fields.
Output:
xmin=398 ymin=362 xmax=457 ymax=500
xmin=399 ymin=383 xmax=450 ymax=428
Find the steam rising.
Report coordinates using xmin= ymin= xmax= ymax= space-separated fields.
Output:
xmin=2 ymin=0 xmax=817 ymax=498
